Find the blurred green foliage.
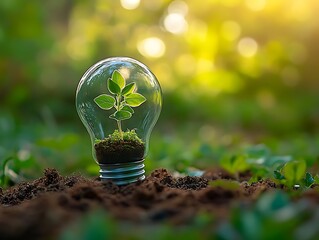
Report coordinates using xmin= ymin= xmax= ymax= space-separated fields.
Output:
xmin=59 ymin=191 xmax=319 ymax=240
xmin=0 ymin=0 xmax=319 ymax=180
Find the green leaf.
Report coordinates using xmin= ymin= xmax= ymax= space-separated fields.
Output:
xmin=121 ymin=105 xmax=134 ymax=114
xmin=125 ymin=93 xmax=146 ymax=107
xmin=221 ymin=155 xmax=248 ymax=174
xmin=94 ymin=94 xmax=115 ymax=110
xmin=107 ymin=79 xmax=121 ymax=94
xmin=304 ymin=172 xmax=314 ymax=187
xmin=283 ymin=160 xmax=306 ymax=183
xmin=274 ymin=170 xmax=285 ymax=180
xmin=122 ymin=82 xmax=136 ymax=96
xmin=112 ymin=70 xmax=125 ymax=89
xmin=113 ymin=110 xmax=132 ymax=120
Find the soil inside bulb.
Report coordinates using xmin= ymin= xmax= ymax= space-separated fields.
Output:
xmin=94 ymin=139 xmax=145 ymax=164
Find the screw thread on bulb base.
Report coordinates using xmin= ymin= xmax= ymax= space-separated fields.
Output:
xmin=99 ymin=159 xmax=145 ymax=185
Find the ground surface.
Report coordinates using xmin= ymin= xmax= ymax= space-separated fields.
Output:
xmin=0 ymin=168 xmax=316 ymax=239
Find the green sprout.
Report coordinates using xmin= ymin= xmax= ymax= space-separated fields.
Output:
xmin=94 ymin=70 xmax=146 ymax=139
xmin=0 ymin=156 xmax=14 ymax=187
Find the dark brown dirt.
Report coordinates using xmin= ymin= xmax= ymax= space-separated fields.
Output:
xmin=0 ymin=168 xmax=282 ymax=239
xmin=94 ymin=139 xmax=145 ymax=163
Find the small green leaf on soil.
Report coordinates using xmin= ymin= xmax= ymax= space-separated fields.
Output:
xmin=274 ymin=170 xmax=285 ymax=180
xmin=304 ymin=172 xmax=314 ymax=187
xmin=125 ymin=93 xmax=146 ymax=107
xmin=94 ymin=94 xmax=115 ymax=110
xmin=283 ymin=160 xmax=306 ymax=183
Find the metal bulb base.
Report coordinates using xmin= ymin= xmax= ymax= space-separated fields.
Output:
xmin=99 ymin=160 xmax=145 ymax=185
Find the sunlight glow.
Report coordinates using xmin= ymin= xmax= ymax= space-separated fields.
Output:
xmin=164 ymin=13 xmax=188 ymax=34
xmin=137 ymin=37 xmax=166 ymax=58
xmin=245 ymin=0 xmax=266 ymax=11
xmin=237 ymin=37 xmax=258 ymax=58
xmin=221 ymin=21 xmax=241 ymax=41
xmin=168 ymin=0 xmax=188 ymax=16
xmin=120 ymin=0 xmax=140 ymax=10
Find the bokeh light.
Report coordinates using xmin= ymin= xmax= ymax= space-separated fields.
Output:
xmin=120 ymin=0 xmax=140 ymax=10
xmin=163 ymin=13 xmax=188 ymax=35
xmin=237 ymin=37 xmax=259 ymax=58
xmin=168 ymin=0 xmax=188 ymax=16
xmin=137 ymin=37 xmax=166 ymax=58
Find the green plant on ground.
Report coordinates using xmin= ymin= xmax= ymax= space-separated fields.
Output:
xmin=0 ymin=153 xmax=38 ymax=188
xmin=94 ymin=70 xmax=146 ymax=139
xmin=0 ymin=156 xmax=14 ymax=187
xmin=274 ymin=162 xmax=319 ymax=189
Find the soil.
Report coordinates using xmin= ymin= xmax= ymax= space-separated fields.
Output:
xmin=94 ymin=139 xmax=145 ymax=164
xmin=0 ymin=168 xmax=316 ymax=239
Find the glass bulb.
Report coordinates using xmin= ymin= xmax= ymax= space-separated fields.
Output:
xmin=76 ymin=57 xmax=162 ymax=185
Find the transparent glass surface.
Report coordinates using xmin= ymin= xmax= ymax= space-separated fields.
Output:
xmin=76 ymin=57 xmax=162 ymax=163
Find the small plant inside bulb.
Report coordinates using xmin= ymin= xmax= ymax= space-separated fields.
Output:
xmin=93 ymin=70 xmax=146 ymax=164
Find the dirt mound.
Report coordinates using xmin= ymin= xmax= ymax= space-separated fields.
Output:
xmin=0 ymin=168 xmax=277 ymax=239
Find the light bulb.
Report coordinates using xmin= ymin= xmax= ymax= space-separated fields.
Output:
xmin=76 ymin=57 xmax=162 ymax=185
